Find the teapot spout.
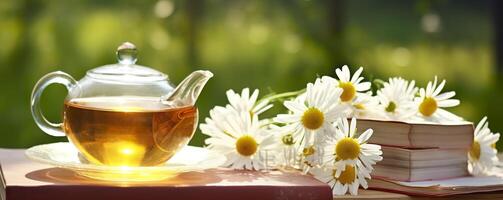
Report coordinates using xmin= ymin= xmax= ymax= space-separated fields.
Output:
xmin=162 ymin=70 xmax=213 ymax=107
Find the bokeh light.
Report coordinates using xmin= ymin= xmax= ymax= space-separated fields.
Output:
xmin=0 ymin=0 xmax=500 ymax=149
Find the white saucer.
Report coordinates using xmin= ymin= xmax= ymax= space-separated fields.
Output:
xmin=25 ymin=142 xmax=225 ymax=182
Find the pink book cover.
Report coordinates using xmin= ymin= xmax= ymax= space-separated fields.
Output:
xmin=0 ymin=148 xmax=332 ymax=200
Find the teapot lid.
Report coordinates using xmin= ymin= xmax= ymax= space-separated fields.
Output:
xmin=87 ymin=42 xmax=168 ymax=83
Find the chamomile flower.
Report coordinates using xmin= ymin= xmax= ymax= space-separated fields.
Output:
xmin=346 ymin=92 xmax=380 ymax=119
xmin=274 ymin=78 xmax=346 ymax=148
xmin=468 ymin=116 xmax=500 ymax=175
xmin=201 ymin=106 xmax=275 ymax=170
xmin=268 ymin=125 xmax=299 ymax=168
xmin=226 ymin=88 xmax=273 ymax=115
xmin=415 ymin=76 xmax=462 ymax=123
xmin=311 ymin=164 xmax=368 ymax=196
xmin=300 ymin=145 xmax=323 ymax=173
xmin=324 ymin=118 xmax=382 ymax=176
xmin=376 ymin=77 xmax=417 ymax=120
xmin=322 ymin=65 xmax=371 ymax=102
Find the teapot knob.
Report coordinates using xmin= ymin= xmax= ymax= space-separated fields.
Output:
xmin=116 ymin=42 xmax=137 ymax=65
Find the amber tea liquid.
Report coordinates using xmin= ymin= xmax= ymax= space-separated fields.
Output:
xmin=63 ymin=97 xmax=198 ymax=167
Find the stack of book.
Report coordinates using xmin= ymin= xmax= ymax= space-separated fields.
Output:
xmin=357 ymin=119 xmax=474 ymax=182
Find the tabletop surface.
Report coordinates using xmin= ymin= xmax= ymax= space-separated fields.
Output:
xmin=335 ymin=189 xmax=503 ymax=200
xmin=1 ymin=147 xmax=503 ymax=200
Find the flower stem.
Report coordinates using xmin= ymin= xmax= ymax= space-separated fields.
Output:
xmin=258 ymin=88 xmax=306 ymax=104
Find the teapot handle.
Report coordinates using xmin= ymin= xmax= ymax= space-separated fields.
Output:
xmin=30 ymin=71 xmax=78 ymax=137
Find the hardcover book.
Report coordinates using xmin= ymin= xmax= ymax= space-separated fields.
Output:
xmin=357 ymin=119 xmax=474 ymax=149
xmin=368 ymin=175 xmax=503 ymax=197
xmin=0 ymin=148 xmax=331 ymax=200
xmin=378 ymin=146 xmax=468 ymax=168
xmin=372 ymin=163 xmax=468 ymax=182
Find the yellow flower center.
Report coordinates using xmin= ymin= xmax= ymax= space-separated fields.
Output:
xmin=419 ymin=97 xmax=437 ymax=116
xmin=336 ymin=138 xmax=360 ymax=160
xmin=281 ymin=134 xmax=295 ymax=146
xmin=385 ymin=101 xmax=397 ymax=113
xmin=339 ymin=82 xmax=356 ymax=102
xmin=235 ymin=135 xmax=258 ymax=156
xmin=333 ymin=165 xmax=356 ymax=185
xmin=354 ymin=103 xmax=365 ymax=110
xmin=469 ymin=141 xmax=481 ymax=161
xmin=301 ymin=107 xmax=324 ymax=130
xmin=492 ymin=143 xmax=497 ymax=149
xmin=303 ymin=146 xmax=316 ymax=156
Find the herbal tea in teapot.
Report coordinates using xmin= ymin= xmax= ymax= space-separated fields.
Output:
xmin=63 ymin=96 xmax=198 ymax=166
xmin=31 ymin=42 xmax=212 ymax=167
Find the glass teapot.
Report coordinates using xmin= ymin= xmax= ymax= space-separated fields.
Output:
xmin=30 ymin=42 xmax=213 ymax=167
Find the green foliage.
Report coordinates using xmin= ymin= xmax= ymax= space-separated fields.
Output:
xmin=0 ymin=0 xmax=501 ymax=149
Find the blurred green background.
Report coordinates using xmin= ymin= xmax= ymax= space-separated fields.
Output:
xmin=1 ymin=0 xmax=503 ymax=149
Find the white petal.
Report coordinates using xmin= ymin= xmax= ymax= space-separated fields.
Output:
xmin=342 ymin=183 xmax=349 ymax=195
xmin=341 ymin=65 xmax=351 ymax=82
xmin=435 ymin=91 xmax=456 ymax=101
xmin=249 ymin=89 xmax=259 ymax=108
xmin=426 ymin=80 xmax=433 ymax=96
xmin=351 ymin=67 xmax=363 ymax=83
xmin=475 ymin=116 xmax=488 ymax=136
xmin=419 ymin=88 xmax=426 ymax=98
xmin=436 ymin=109 xmax=463 ymax=121
xmin=359 ymin=178 xmax=368 ymax=189
xmin=334 ymin=181 xmax=345 ymax=195
xmin=355 ymin=82 xmax=371 ymax=91
xmin=437 ymin=99 xmax=460 ymax=107
xmin=275 ymin=114 xmax=301 ymax=123
xmin=349 ymin=181 xmax=359 ymax=195
xmin=335 ymin=67 xmax=346 ymax=82
xmin=342 ymin=118 xmax=350 ymax=137
xmin=284 ymin=100 xmax=307 ymax=113
xmin=433 ymin=79 xmax=446 ymax=96
xmin=349 ymin=117 xmax=357 ymax=137
xmin=321 ymin=75 xmax=337 ymax=84
xmin=357 ymin=129 xmax=373 ymax=144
